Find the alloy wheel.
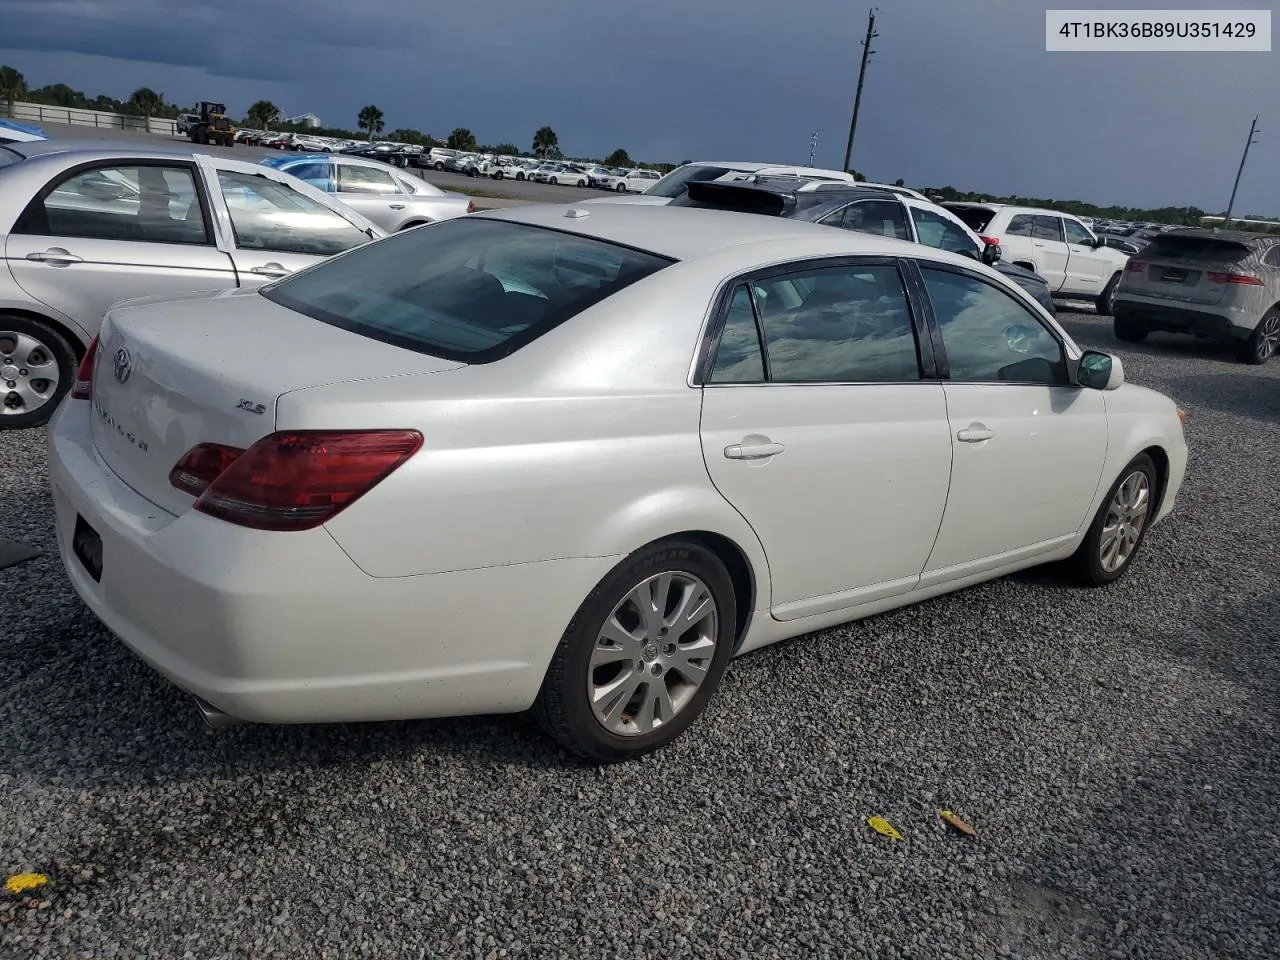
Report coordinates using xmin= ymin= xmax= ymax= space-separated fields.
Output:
xmin=588 ymin=571 xmax=718 ymax=736
xmin=0 ymin=330 xmax=61 ymax=418
xmin=1256 ymin=314 xmax=1280 ymax=361
xmin=1099 ymin=469 xmax=1151 ymax=572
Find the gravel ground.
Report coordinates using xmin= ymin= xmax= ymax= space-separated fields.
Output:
xmin=1 ymin=308 xmax=1277 ymax=959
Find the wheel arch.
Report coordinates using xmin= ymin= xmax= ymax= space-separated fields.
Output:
xmin=1140 ymin=443 xmax=1172 ymax=515
xmin=0 ymin=306 xmax=90 ymax=359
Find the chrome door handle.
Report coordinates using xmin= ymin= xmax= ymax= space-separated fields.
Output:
xmin=389 ymin=202 xmax=406 ymax=209
xmin=956 ymin=426 xmax=994 ymax=443
xmin=724 ymin=441 xmax=785 ymax=460
xmin=250 ymin=263 xmax=291 ymax=277
xmin=26 ymin=248 xmax=83 ymax=265
xmin=1032 ymin=242 xmax=1046 ymax=248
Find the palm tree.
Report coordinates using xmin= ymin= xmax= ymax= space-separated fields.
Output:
xmin=0 ymin=65 xmax=27 ymax=119
xmin=358 ymin=105 xmax=385 ymax=140
xmin=246 ymin=99 xmax=281 ymax=130
xmin=447 ymin=127 xmax=477 ymax=151
xmin=532 ymin=125 xmax=560 ymax=159
xmin=128 ymin=87 xmax=164 ymax=131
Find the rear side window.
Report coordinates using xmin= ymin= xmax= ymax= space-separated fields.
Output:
xmin=1265 ymin=246 xmax=1280 ymax=267
xmin=1006 ymin=215 xmax=1035 ymax=237
xmin=1032 ymin=216 xmax=1062 ymax=242
xmin=1145 ymin=235 xmax=1253 ymax=264
xmin=262 ymin=218 xmax=672 ymax=363
xmin=834 ymin=199 xmax=910 ymax=241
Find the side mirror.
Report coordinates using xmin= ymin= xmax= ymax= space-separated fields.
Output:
xmin=981 ymin=241 xmax=1002 ymax=265
xmin=1076 ymin=350 xmax=1124 ymax=390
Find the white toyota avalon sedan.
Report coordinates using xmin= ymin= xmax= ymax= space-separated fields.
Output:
xmin=47 ymin=203 xmax=1188 ymax=762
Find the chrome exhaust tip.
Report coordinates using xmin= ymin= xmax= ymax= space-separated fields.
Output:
xmin=193 ymin=696 xmax=244 ymax=730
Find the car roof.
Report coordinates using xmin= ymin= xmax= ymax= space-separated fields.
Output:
xmin=2 ymin=138 xmax=202 ymax=161
xmin=476 ymin=201 xmax=930 ymax=261
xmin=945 ymin=201 xmax=1090 ymax=220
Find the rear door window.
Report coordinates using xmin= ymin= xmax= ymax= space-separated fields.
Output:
xmin=216 ymin=170 xmax=369 ymax=256
xmin=1032 ymin=216 xmax=1063 ymax=242
xmin=834 ymin=199 xmax=910 ymax=241
xmin=1006 ymin=215 xmax=1035 ymax=237
xmin=261 ymin=217 xmax=672 ymax=362
xmin=337 ymin=164 xmax=400 ymax=195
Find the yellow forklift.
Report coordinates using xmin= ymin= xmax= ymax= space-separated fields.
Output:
xmin=187 ymin=101 xmax=236 ymax=147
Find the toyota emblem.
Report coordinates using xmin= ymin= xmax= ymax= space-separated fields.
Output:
xmin=112 ymin=347 xmax=132 ymax=384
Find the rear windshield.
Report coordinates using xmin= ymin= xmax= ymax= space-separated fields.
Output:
xmin=262 ymin=217 xmax=673 ymax=363
xmin=945 ymin=206 xmax=996 ymax=232
xmin=646 ymin=164 xmax=756 ymax=199
xmin=0 ymin=145 xmax=22 ymax=168
xmin=1143 ymin=235 xmax=1253 ymax=264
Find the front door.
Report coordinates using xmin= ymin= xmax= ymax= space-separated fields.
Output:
xmin=4 ymin=161 xmax=237 ymax=329
xmin=1061 ymin=217 xmax=1109 ymax=296
xmin=698 ymin=261 xmax=954 ymax=620
xmin=914 ymin=264 xmax=1108 ymax=582
xmin=1030 ymin=214 xmax=1070 ymax=292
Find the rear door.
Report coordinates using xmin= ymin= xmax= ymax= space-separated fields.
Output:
xmin=197 ymin=157 xmax=377 ymax=283
xmin=1029 ymin=215 xmax=1069 ymax=291
xmin=1121 ymin=234 xmax=1257 ymax=305
xmin=4 ymin=160 xmax=237 ymax=333
xmin=698 ymin=258 xmax=953 ymax=620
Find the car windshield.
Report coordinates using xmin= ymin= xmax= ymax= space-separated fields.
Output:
xmin=646 ymin=164 xmax=761 ymax=199
xmin=262 ymin=218 xmax=674 ymax=363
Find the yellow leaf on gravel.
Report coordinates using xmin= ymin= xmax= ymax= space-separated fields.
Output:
xmin=4 ymin=872 xmax=49 ymax=896
xmin=866 ymin=816 xmax=904 ymax=841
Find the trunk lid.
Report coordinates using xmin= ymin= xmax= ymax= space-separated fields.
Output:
xmin=89 ymin=287 xmax=463 ymax=515
xmin=1122 ymin=234 xmax=1256 ymax=305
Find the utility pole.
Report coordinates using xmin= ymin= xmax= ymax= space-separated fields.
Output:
xmin=809 ymin=130 xmax=819 ymax=168
xmin=842 ymin=8 xmax=878 ymax=175
xmin=1223 ymin=114 xmax=1259 ymax=228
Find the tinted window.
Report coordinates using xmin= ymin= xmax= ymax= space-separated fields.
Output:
xmin=1145 ymin=235 xmax=1252 ymax=264
xmin=920 ymin=268 xmax=1067 ymax=385
xmin=1006 ymin=215 xmax=1035 ymax=237
xmin=710 ymin=286 xmax=765 ymax=383
xmin=262 ymin=218 xmax=671 ymax=363
xmin=910 ymin=207 xmax=977 ymax=254
xmin=751 ymin=264 xmax=920 ymax=382
xmin=835 ymin=200 xmax=910 ymax=241
xmin=1265 ymin=246 xmax=1280 ymax=267
xmin=0 ymin=146 xmax=21 ymax=168
xmin=1032 ymin=216 xmax=1062 ymax=242
xmin=1063 ymin=219 xmax=1093 ymax=245
xmin=947 ymin=206 xmax=996 ymax=232
xmin=19 ymin=164 xmax=209 ymax=244
xmin=646 ymin=164 xmax=754 ymax=199
xmin=216 ymin=171 xmax=369 ymax=256
xmin=338 ymin=165 xmax=399 ymax=194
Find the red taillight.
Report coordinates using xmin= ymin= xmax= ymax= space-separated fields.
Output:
xmin=1126 ymin=260 xmax=1148 ymax=273
xmin=188 ymin=430 xmax=423 ymax=531
xmin=70 ymin=335 xmax=100 ymax=400
xmin=1207 ymin=271 xmax=1263 ymax=285
xmin=169 ymin=443 xmax=246 ymax=497
xmin=466 ymin=199 xmax=476 ymax=214
xmin=979 ymin=235 xmax=1000 ymax=247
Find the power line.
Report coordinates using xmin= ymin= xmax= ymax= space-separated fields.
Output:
xmin=842 ymin=8 xmax=878 ymax=174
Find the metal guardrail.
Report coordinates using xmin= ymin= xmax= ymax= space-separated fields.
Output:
xmin=8 ymin=101 xmax=179 ymax=136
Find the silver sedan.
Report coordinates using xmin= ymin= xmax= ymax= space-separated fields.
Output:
xmin=260 ymin=153 xmax=475 ymax=232
xmin=0 ymin=139 xmax=384 ymax=428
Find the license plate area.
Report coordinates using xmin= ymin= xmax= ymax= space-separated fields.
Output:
xmin=1159 ymin=267 xmax=1191 ymax=283
xmin=72 ymin=514 xmax=103 ymax=583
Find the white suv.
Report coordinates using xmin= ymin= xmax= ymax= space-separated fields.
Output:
xmin=944 ymin=203 xmax=1130 ymax=314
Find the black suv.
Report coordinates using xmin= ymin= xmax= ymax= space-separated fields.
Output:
xmin=671 ymin=178 xmax=1057 ymax=314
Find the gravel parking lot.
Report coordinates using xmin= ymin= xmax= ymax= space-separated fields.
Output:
xmin=29 ymin=122 xmax=617 ymax=205
xmin=1 ymin=306 xmax=1277 ymax=958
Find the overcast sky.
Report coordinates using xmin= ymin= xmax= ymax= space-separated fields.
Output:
xmin=2 ymin=0 xmax=1276 ymax=213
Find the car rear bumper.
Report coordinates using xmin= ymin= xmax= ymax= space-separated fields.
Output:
xmin=1113 ymin=296 xmax=1253 ymax=340
xmin=47 ymin=401 xmax=617 ymax=726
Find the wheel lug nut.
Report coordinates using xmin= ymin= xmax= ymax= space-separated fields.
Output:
xmin=18 ymin=369 xmax=27 ymax=376
xmin=650 ymin=664 xmax=662 ymax=676
xmin=5 ymin=381 xmax=13 ymax=388
xmin=663 ymin=643 xmax=674 ymax=655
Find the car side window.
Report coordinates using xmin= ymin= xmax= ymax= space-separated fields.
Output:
xmin=709 ymin=286 xmax=765 ymax=383
xmin=1005 ymin=215 xmax=1035 ymax=237
xmin=337 ymin=164 xmax=399 ymax=195
xmin=1264 ymin=246 xmax=1280 ymax=267
xmin=749 ymin=264 xmax=920 ymax=382
xmin=909 ymin=207 xmax=977 ymax=254
xmin=216 ymin=171 xmax=369 ymax=256
xmin=17 ymin=163 xmax=210 ymax=245
xmin=920 ymin=267 xmax=1069 ymax=385
xmin=1063 ymin=219 xmax=1093 ymax=246
xmin=283 ymin=161 xmax=333 ymax=193
xmin=833 ymin=199 xmax=910 ymax=241
xmin=1032 ymin=216 xmax=1063 ymax=242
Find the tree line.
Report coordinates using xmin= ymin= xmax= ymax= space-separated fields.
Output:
xmin=2 ymin=65 xmax=1273 ymax=225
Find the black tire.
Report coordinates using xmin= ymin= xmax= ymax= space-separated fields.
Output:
xmin=1067 ymin=453 xmax=1158 ymax=586
xmin=1096 ymin=272 xmax=1121 ymax=316
xmin=531 ymin=539 xmax=737 ymax=763
xmin=1113 ymin=315 xmax=1148 ymax=343
xmin=517 ymin=172 xmax=525 ymax=181
xmin=0 ymin=315 xmax=78 ymax=430
xmin=492 ymin=170 xmax=503 ymax=180
xmin=616 ymin=182 xmax=627 ymax=192
xmin=434 ymin=162 xmax=445 ymax=171
xmin=1238 ymin=310 xmax=1279 ymax=365
xmin=549 ymin=177 xmax=558 ymax=185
